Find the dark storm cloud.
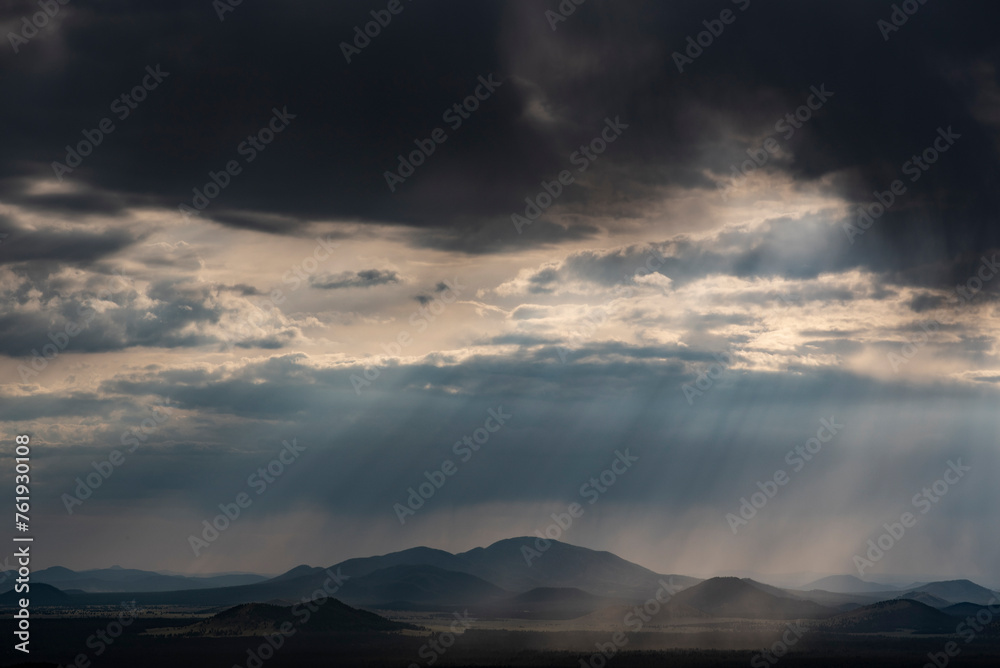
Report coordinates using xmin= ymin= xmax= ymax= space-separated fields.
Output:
xmin=908 ymin=292 xmax=948 ymax=312
xmin=511 ymin=215 xmax=906 ymax=290
xmin=310 ymin=269 xmax=400 ymax=290
xmin=0 ymin=220 xmax=136 ymax=266
xmin=0 ymin=188 xmax=129 ymax=217
xmin=0 ymin=391 xmax=116 ymax=422
xmin=90 ymin=343 xmax=996 ymax=423
xmin=1 ymin=1 xmax=994 ymax=272
xmin=0 ymin=278 xmax=293 ymax=358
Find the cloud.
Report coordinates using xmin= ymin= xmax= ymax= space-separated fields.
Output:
xmin=309 ymin=269 xmax=400 ymax=290
xmin=0 ymin=1 xmax=992 ymax=260
xmin=0 ymin=221 xmax=137 ymax=266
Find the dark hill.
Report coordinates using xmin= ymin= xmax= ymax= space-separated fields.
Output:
xmin=336 ymin=564 xmax=506 ymax=608
xmin=821 ymin=599 xmax=955 ymax=633
xmin=0 ymin=583 xmax=70 ymax=606
xmin=180 ymin=600 xmax=417 ymax=637
xmin=452 ymin=537 xmax=699 ymax=599
xmin=804 ymin=574 xmax=897 ymax=594
xmin=672 ymin=577 xmax=832 ymax=619
xmin=903 ymin=579 xmax=1000 ymax=605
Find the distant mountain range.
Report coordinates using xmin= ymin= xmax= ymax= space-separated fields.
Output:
xmin=671 ymin=577 xmax=833 ymax=619
xmin=0 ymin=582 xmax=70 ymax=606
xmin=803 ymin=574 xmax=898 ymax=594
xmin=180 ymin=599 xmax=419 ymax=637
xmin=905 ymin=579 xmax=1000 ymax=606
xmin=2 ymin=539 xmax=996 ymax=627
xmin=331 ymin=538 xmax=701 ymax=599
xmin=820 ymin=599 xmax=956 ymax=634
xmin=11 ymin=565 xmax=268 ymax=593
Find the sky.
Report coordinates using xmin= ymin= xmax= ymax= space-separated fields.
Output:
xmin=0 ymin=0 xmax=998 ymax=585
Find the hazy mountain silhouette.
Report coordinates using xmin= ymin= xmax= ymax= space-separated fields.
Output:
xmin=327 ymin=538 xmax=699 ymax=600
xmin=820 ymin=599 xmax=955 ymax=633
xmin=20 ymin=541 xmax=998 ymax=623
xmin=0 ymin=582 xmax=70 ymax=605
xmin=804 ymin=574 xmax=898 ymax=594
xmin=458 ymin=538 xmax=699 ymax=598
xmin=894 ymin=591 xmax=951 ymax=608
xmin=671 ymin=577 xmax=833 ymax=619
xmin=179 ymin=600 xmax=418 ymax=637
xmin=334 ymin=546 xmax=470 ymax=578
xmin=902 ymin=579 xmax=1000 ymax=605
xmin=26 ymin=566 xmax=267 ymax=593
xmin=268 ymin=565 xmax=325 ymax=582
xmin=943 ymin=601 xmax=991 ymax=617
xmin=335 ymin=564 xmax=506 ymax=608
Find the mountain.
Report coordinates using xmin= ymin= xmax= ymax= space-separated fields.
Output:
xmin=178 ymin=600 xmax=418 ymax=637
xmin=742 ymin=578 xmax=807 ymax=600
xmin=943 ymin=602 xmax=989 ymax=617
xmin=902 ymin=579 xmax=1000 ymax=605
xmin=455 ymin=538 xmax=700 ymax=599
xmin=820 ymin=599 xmax=955 ymax=633
xmin=29 ymin=539 xmax=697 ymax=611
xmin=0 ymin=583 xmax=70 ymax=606
xmin=27 ymin=566 xmax=268 ymax=593
xmin=269 ymin=565 xmax=325 ymax=582
xmin=895 ymin=591 xmax=951 ymax=608
xmin=326 ymin=538 xmax=699 ymax=601
xmin=335 ymin=546 xmax=470 ymax=578
xmin=671 ymin=577 xmax=833 ymax=619
xmin=804 ymin=575 xmax=898 ymax=594
xmin=335 ymin=564 xmax=507 ymax=608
